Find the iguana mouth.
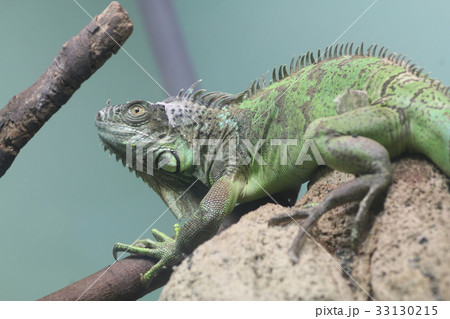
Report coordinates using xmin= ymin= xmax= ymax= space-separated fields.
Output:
xmin=95 ymin=120 xmax=137 ymax=143
xmin=95 ymin=108 xmax=137 ymax=167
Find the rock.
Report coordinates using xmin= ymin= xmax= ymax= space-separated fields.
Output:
xmin=160 ymin=157 xmax=450 ymax=300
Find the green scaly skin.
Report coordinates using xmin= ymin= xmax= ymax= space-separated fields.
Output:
xmin=95 ymin=43 xmax=450 ymax=284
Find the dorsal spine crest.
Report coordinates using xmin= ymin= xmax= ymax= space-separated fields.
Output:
xmin=166 ymin=42 xmax=450 ymax=111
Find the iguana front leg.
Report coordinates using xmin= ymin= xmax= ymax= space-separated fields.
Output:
xmin=270 ymin=104 xmax=402 ymax=261
xmin=113 ymin=174 xmax=243 ymax=283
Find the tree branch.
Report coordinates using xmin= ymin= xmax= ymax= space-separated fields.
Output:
xmin=0 ymin=1 xmax=133 ymax=178
xmin=39 ymin=256 xmax=172 ymax=301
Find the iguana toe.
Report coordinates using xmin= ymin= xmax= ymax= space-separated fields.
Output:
xmin=268 ymin=205 xmax=314 ymax=226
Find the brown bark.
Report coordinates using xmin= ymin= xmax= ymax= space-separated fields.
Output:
xmin=39 ymin=256 xmax=172 ymax=301
xmin=0 ymin=1 xmax=133 ymax=177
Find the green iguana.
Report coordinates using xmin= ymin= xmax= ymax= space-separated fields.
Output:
xmin=95 ymin=43 xmax=450 ymax=284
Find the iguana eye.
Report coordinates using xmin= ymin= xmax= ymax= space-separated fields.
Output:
xmin=129 ymin=105 xmax=145 ymax=117
xmin=155 ymin=151 xmax=180 ymax=173
xmin=124 ymin=103 xmax=150 ymax=124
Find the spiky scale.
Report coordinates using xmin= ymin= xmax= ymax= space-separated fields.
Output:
xmin=371 ymin=44 xmax=377 ymax=57
xmin=415 ymin=67 xmax=424 ymax=76
xmin=404 ymin=59 xmax=412 ymax=68
xmin=282 ymin=65 xmax=288 ymax=78
xmin=295 ymin=56 xmax=301 ymax=72
xmin=191 ymin=89 xmax=206 ymax=101
xmin=209 ymin=93 xmax=229 ymax=107
xmin=366 ymin=44 xmax=373 ymax=56
xmin=344 ymin=43 xmax=349 ymax=55
xmin=324 ymin=46 xmax=329 ymax=60
xmin=247 ymin=81 xmax=254 ymax=97
xmin=184 ymin=79 xmax=202 ymax=99
xmin=272 ymin=67 xmax=277 ymax=83
xmin=262 ymin=71 xmax=268 ymax=88
xmin=278 ymin=65 xmax=283 ymax=81
xmin=290 ymin=56 xmax=295 ymax=74
xmin=377 ymin=46 xmax=384 ymax=57
xmin=305 ymin=51 xmax=310 ymax=65
xmin=221 ymin=96 xmax=236 ymax=106
xmin=251 ymin=79 xmax=257 ymax=95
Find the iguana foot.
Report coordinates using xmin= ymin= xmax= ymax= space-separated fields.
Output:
xmin=269 ymin=170 xmax=391 ymax=263
xmin=273 ymin=114 xmax=394 ymax=263
xmin=112 ymin=225 xmax=184 ymax=285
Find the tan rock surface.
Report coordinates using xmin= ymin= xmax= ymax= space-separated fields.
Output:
xmin=160 ymin=157 xmax=450 ymax=300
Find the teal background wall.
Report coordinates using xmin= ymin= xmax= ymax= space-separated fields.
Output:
xmin=0 ymin=0 xmax=448 ymax=300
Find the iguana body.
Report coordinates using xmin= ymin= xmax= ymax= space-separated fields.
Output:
xmin=95 ymin=43 xmax=450 ymax=282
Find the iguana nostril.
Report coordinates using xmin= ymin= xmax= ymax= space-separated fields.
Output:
xmin=95 ymin=111 xmax=103 ymax=121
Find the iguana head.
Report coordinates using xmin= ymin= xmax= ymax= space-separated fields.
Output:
xmin=95 ymin=98 xmax=210 ymax=220
xmin=96 ymin=100 xmax=193 ymax=173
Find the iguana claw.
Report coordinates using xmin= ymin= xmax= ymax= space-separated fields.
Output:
xmin=112 ymin=226 xmax=184 ymax=284
xmin=268 ymin=204 xmax=315 ymax=226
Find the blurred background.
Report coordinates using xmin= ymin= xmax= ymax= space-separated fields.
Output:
xmin=0 ymin=0 xmax=448 ymax=300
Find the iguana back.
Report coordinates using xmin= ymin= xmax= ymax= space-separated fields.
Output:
xmin=214 ymin=43 xmax=450 ymax=200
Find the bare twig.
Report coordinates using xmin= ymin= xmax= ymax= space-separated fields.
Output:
xmin=0 ymin=1 xmax=133 ymax=177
